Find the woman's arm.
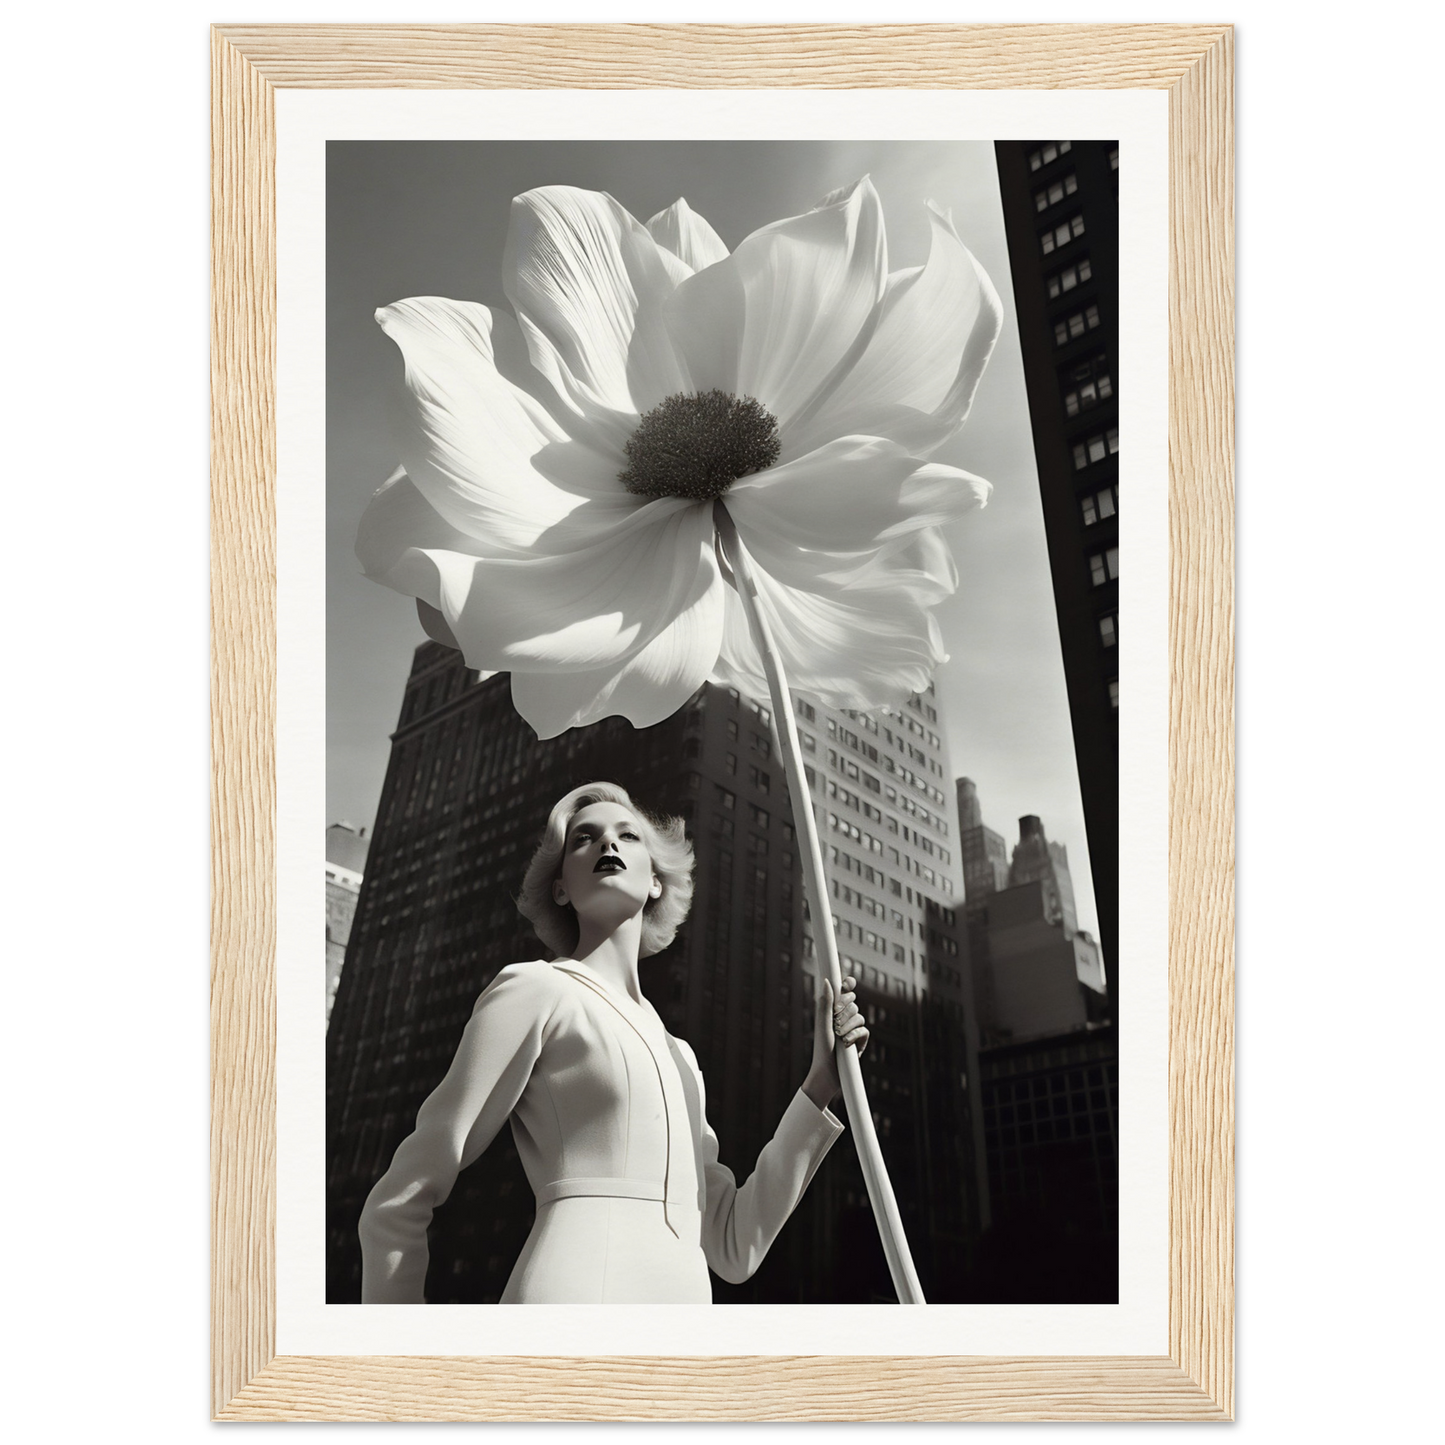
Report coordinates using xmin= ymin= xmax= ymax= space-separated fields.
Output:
xmin=691 ymin=976 xmax=867 ymax=1283
xmin=358 ymin=962 xmax=554 ymax=1303
xmin=679 ymin=978 xmax=866 ymax=1286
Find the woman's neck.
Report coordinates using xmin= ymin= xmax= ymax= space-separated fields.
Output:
xmin=570 ymin=917 xmax=645 ymax=1003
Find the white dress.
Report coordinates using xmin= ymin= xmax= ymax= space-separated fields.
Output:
xmin=359 ymin=958 xmax=845 ymax=1303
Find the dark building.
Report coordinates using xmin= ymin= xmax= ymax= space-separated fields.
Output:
xmin=972 ymin=1024 xmax=1118 ymax=1303
xmin=950 ymin=777 xmax=1115 ymax=1299
xmin=325 ymin=822 xmax=370 ymax=1023
xmin=994 ymin=138 xmax=1119 ymax=1016
xmin=326 ymin=644 xmax=987 ymax=1304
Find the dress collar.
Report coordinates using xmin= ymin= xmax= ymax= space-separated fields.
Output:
xmin=550 ymin=957 xmax=657 ymax=1020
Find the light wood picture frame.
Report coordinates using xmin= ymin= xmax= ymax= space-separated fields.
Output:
xmin=211 ymin=22 xmax=1233 ymax=1421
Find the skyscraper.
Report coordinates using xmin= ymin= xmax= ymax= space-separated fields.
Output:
xmin=324 ymin=822 xmax=369 ymax=1022
xmin=951 ymin=782 xmax=1117 ymax=1301
xmin=326 ymin=646 xmax=987 ymax=1304
xmin=957 ymin=777 xmax=1011 ymax=905
xmin=1009 ymin=814 xmax=1079 ymax=939
xmin=953 ymin=790 xmax=1106 ymax=1045
xmin=804 ymin=689 xmax=990 ymax=1291
xmin=994 ymin=139 xmax=1119 ymax=1013
xmin=972 ymin=1022 xmax=1118 ymax=1303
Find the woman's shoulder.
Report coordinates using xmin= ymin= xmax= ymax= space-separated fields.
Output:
xmin=470 ymin=959 xmax=568 ymax=1012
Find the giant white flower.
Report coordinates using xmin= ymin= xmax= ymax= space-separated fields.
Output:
xmin=356 ymin=179 xmax=1002 ymax=739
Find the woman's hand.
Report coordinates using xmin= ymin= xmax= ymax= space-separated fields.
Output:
xmin=802 ymin=974 xmax=869 ymax=1110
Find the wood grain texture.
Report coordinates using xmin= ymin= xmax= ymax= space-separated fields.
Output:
xmin=1168 ymin=27 xmax=1236 ymax=1422
xmin=210 ymin=21 xmax=1234 ymax=1422
xmin=216 ymin=21 xmax=1230 ymax=90
xmin=210 ymin=26 xmax=276 ymax=1420
xmin=217 ymin=1354 xmax=1226 ymax=1423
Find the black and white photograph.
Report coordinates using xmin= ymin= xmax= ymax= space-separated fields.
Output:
xmin=323 ymin=137 xmax=1121 ymax=1307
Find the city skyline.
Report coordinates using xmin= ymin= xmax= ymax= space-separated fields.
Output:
xmin=327 ymin=140 xmax=1101 ymax=940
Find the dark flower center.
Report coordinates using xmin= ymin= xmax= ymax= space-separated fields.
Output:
xmin=618 ymin=390 xmax=781 ymax=502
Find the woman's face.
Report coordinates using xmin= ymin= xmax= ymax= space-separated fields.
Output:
xmin=554 ymin=801 xmax=661 ymax=931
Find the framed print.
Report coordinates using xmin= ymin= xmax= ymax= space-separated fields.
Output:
xmin=212 ymin=22 xmax=1233 ymax=1421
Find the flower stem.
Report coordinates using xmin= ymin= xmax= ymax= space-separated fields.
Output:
xmin=713 ymin=501 xmax=926 ymax=1306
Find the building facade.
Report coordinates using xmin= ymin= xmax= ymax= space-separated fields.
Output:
xmin=972 ymin=1024 xmax=1118 ymax=1302
xmin=1009 ymin=814 xmax=1079 ymax=939
xmin=802 ymin=688 xmax=990 ymax=1295
xmin=952 ymin=776 xmax=1117 ymax=1300
xmin=957 ymin=777 xmax=1011 ymax=903
xmin=994 ymin=138 xmax=1120 ymax=1013
xmin=325 ymin=822 xmax=370 ymax=1022
xmin=326 ymin=646 xmax=988 ymax=1304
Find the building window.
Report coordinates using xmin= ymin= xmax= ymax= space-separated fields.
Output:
xmin=1028 ymin=140 xmax=1073 ymax=171
xmin=716 ymin=785 xmax=735 ymax=810
xmin=1089 ymin=548 xmax=1120 ymax=587
xmin=1072 ymin=426 xmax=1120 ymax=470
xmin=1081 ymin=486 xmax=1117 ymax=526
xmin=1046 ymin=257 xmax=1092 ymax=299
xmin=1033 ymin=172 xmax=1078 ymax=212
xmin=1040 ymin=214 xmax=1085 ymax=255
xmin=750 ymin=766 xmax=771 ymax=794
xmin=1109 ymin=678 xmax=1120 ymax=707
xmin=1099 ymin=613 xmax=1118 ymax=648
xmin=1053 ymin=303 xmax=1101 ymax=347
xmin=724 ymin=751 xmax=737 ymax=774
xmin=726 ymin=719 xmax=738 ymax=742
xmin=1063 ymin=372 xmax=1112 ymax=418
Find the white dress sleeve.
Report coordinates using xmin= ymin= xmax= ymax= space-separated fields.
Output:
xmin=678 ymin=1040 xmax=846 ymax=1286
xmin=359 ymin=963 xmax=554 ymax=1303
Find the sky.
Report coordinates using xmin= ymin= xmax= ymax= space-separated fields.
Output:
xmin=326 ymin=140 xmax=1100 ymax=939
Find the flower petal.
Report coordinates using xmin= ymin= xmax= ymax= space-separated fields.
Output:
xmin=833 ymin=527 xmax=961 ymax=604
xmin=647 ymin=198 xmax=730 ymax=271
xmin=503 ymin=186 xmax=690 ymax=418
xmin=356 ymin=466 xmax=489 ymax=590
xmin=712 ymin=563 xmax=947 ymax=713
xmin=783 ymin=202 xmax=1003 ymax=460
xmin=664 ymin=177 xmax=888 ymax=430
xmin=725 ymin=436 xmax=991 ymax=552
xmin=362 ymin=478 xmax=723 ymax=735
xmin=509 ymin=580 xmax=723 ymax=738
xmin=376 ymin=297 xmax=628 ymax=556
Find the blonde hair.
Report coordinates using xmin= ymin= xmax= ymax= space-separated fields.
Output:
xmin=517 ymin=782 xmax=694 ymax=959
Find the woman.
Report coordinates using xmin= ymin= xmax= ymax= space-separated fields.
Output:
xmin=359 ymin=781 xmax=868 ymax=1304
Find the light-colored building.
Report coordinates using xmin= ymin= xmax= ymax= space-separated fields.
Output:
xmin=1008 ymin=814 xmax=1079 ymax=939
xmin=952 ymin=787 xmax=1108 ymax=1043
xmin=325 ymin=822 xmax=370 ymax=1023
xmin=957 ymin=777 xmax=1011 ymax=905
xmin=984 ymin=880 xmax=1105 ymax=1039
xmin=798 ymin=686 xmax=991 ymax=1254
xmin=800 ymin=683 xmax=967 ymax=1009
